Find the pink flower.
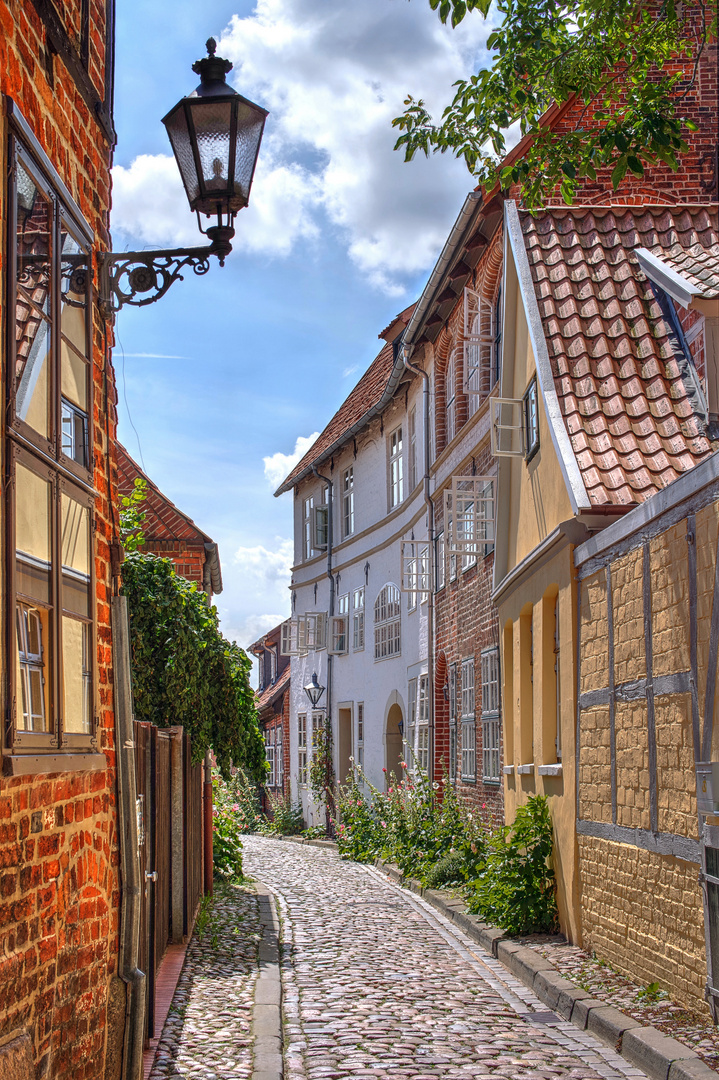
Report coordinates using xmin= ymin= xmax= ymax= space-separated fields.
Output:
xmin=400 ymin=761 xmax=407 ymax=769
xmin=357 ymin=800 xmax=362 ymax=807
xmin=232 ymin=803 xmax=240 ymax=811
xmin=381 ymin=820 xmax=387 ymax=828
xmin=482 ymin=803 xmax=486 ymax=809
xmin=382 ymin=768 xmax=387 ymax=773
xmin=388 ymin=787 xmax=393 ymax=793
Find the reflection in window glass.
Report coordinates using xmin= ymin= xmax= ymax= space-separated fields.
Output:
xmin=61 ymin=399 xmax=88 ymax=467
xmin=16 ymin=603 xmax=49 ymax=732
xmin=15 ymin=161 xmax=52 ymax=438
xmin=63 ymin=616 xmax=91 ymax=733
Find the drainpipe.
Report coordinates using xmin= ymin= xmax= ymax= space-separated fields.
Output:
xmin=401 ymin=346 xmax=435 ymax=785
xmin=312 ymin=466 xmax=335 ymax=831
xmin=111 ymin=596 xmax=146 ymax=1080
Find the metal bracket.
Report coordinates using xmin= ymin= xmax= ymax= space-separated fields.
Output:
xmin=99 ymin=244 xmax=216 ymax=319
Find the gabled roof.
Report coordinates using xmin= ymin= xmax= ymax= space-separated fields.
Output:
xmin=117 ymin=443 xmax=223 ymax=593
xmin=255 ymin=665 xmax=290 ymax=712
xmin=515 ymin=203 xmax=717 ymax=507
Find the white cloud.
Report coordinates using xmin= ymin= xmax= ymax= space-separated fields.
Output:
xmin=263 ymin=431 xmax=319 ymax=489
xmin=112 ymin=0 xmax=490 ymax=290
xmin=342 ymin=364 xmax=359 ymax=379
xmin=218 ymin=538 xmax=294 ymax=650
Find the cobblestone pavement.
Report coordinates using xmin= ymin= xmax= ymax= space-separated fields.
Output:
xmin=149 ymin=883 xmax=262 ymax=1079
xmin=243 ymin=836 xmax=650 ymax=1080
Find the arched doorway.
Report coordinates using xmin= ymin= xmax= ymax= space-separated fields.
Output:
xmin=386 ymin=703 xmax=404 ymax=788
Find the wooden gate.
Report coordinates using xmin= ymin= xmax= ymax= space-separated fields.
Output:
xmin=134 ymin=722 xmax=204 ymax=1043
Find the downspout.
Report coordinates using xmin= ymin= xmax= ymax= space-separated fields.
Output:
xmin=111 ymin=596 xmax=146 ymax=1080
xmin=401 ymin=346 xmax=435 ymax=784
xmin=312 ymin=465 xmax=335 ymax=831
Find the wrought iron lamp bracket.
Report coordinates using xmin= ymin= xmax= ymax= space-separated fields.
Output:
xmin=98 ymin=244 xmax=217 ymax=319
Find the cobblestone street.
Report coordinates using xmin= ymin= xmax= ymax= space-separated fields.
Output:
xmin=242 ymin=836 xmax=649 ymax=1080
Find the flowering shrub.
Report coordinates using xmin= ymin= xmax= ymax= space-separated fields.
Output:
xmin=260 ymin=790 xmax=304 ymax=836
xmin=212 ymin=803 xmax=244 ymax=880
xmin=213 ymin=769 xmax=264 ymax=834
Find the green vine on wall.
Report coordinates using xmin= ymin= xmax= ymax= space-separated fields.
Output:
xmin=120 ymin=552 xmax=266 ymax=782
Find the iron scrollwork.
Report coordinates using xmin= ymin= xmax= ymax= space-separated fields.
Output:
xmin=99 ymin=245 xmax=215 ymax=319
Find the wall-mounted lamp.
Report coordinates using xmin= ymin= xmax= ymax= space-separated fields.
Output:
xmin=304 ymin=673 xmax=325 ymax=708
xmin=100 ymin=38 xmax=267 ymax=318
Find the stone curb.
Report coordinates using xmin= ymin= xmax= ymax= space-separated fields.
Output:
xmin=252 ymin=882 xmax=283 ymax=1080
xmin=374 ymin=860 xmax=715 ymax=1080
xmin=277 ymin=835 xmax=338 ymax=851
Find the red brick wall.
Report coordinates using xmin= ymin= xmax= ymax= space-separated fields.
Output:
xmin=0 ymin=4 xmax=120 ymax=1079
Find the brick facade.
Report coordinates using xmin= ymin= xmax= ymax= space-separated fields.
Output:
xmin=0 ymin=4 xmax=122 ymax=1077
xmin=250 ymin=625 xmax=291 ymax=806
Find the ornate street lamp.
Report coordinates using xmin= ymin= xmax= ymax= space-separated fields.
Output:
xmin=304 ymin=673 xmax=325 ymax=708
xmin=100 ymin=39 xmax=267 ymax=318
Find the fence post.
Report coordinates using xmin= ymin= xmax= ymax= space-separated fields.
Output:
xmin=203 ymin=751 xmax=214 ymax=896
xmin=170 ymin=728 xmax=184 ymax=942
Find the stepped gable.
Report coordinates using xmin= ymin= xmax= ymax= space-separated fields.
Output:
xmin=520 ymin=205 xmax=717 ymax=507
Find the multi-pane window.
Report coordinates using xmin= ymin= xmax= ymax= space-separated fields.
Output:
xmin=448 ymin=516 xmax=457 ymax=582
xmin=417 ymin=674 xmax=429 ymax=773
xmin=265 ymin=728 xmax=276 ymax=787
xmin=353 ymin=587 xmax=365 ymax=650
xmin=524 ymin=378 xmax=539 ymax=459
xmin=389 ymin=427 xmax=404 ymax=508
xmin=357 ymin=702 xmax=364 ymax=769
xmin=374 ymin=584 xmax=401 ymax=660
xmin=463 ymin=286 xmax=496 ymax=415
xmin=298 ymin=713 xmax=307 ymax=785
xmin=331 ymin=594 xmax=349 ymax=655
xmin=435 ymin=531 xmax=445 ymax=591
xmin=8 ymin=137 xmax=97 ymax=755
xmin=449 ymin=662 xmax=458 ymax=784
xmin=481 ymin=647 xmax=501 ymax=783
xmin=276 ymin=725 xmax=283 ymax=789
xmin=461 ymin=657 xmax=476 ymax=780
xmin=342 ymin=467 xmax=355 ymax=538
xmin=269 ymin=648 xmax=277 ymax=684
xmin=406 ymin=678 xmax=417 ymax=771
xmin=554 ymin=594 xmax=562 ymax=761
xmin=303 ymin=495 xmax=314 ymax=560
xmin=409 ymin=406 xmax=417 ymax=492
xmin=445 ymin=350 xmax=457 ymax=445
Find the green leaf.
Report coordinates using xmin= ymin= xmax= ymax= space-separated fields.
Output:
xmin=611 ymin=155 xmax=628 ymax=190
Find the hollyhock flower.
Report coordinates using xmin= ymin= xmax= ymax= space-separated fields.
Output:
xmin=232 ymin=804 xmax=240 ymax=811
xmin=381 ymin=821 xmax=387 ymax=828
xmin=400 ymin=761 xmax=408 ymax=769
xmin=382 ymin=767 xmax=387 ymax=773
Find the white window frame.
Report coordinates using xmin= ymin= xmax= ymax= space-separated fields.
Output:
xmin=463 ymin=286 xmax=495 ymax=415
xmin=435 ymin=531 xmax=445 ymax=591
xmin=445 ymin=348 xmax=457 ymax=445
xmin=524 ymin=377 xmax=540 ymax=459
xmin=401 ymin=540 xmax=431 ymax=602
xmin=481 ymin=646 xmax=501 ymax=783
xmin=280 ymin=617 xmax=299 ymax=657
xmin=276 ymin=724 xmax=283 ymax=788
xmin=301 ymin=611 xmax=327 ymax=652
xmin=409 ymin=406 xmax=417 ymax=492
xmin=389 ymin=426 xmax=404 ymax=508
xmin=352 ymin=587 xmax=365 ymax=651
xmin=265 ymin=729 xmax=276 ymax=787
xmin=417 ymin=673 xmax=429 ymax=773
xmin=298 ymin=712 xmax=308 ymax=785
xmin=490 ymin=397 xmax=525 ymax=457
xmin=312 ymin=503 xmax=328 ymax=551
xmin=373 ymin=584 xmax=401 ymax=661
xmin=446 ymin=477 xmax=495 ymax=554
xmin=342 ymin=466 xmax=355 ymax=538
xmin=328 ymin=614 xmax=348 ymax=655
xmin=461 ymin=656 xmax=476 ymax=781
xmin=303 ymin=495 xmax=314 ymax=560
xmin=406 ymin=677 xmax=417 ymax=770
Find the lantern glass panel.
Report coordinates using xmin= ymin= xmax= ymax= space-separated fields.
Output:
xmin=191 ymin=99 xmax=233 ymax=200
xmin=233 ymin=101 xmax=265 ymax=206
xmin=164 ymin=104 xmax=201 ymax=208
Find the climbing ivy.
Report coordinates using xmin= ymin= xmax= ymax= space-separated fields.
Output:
xmin=120 ymin=552 xmax=266 ymax=782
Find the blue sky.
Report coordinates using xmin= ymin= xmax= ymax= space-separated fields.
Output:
xmin=112 ymin=0 xmax=489 ymax=647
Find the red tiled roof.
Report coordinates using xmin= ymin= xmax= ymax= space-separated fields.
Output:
xmin=276 ymin=340 xmax=397 ymax=493
xmin=255 ymin=666 xmax=290 ymax=712
xmin=520 ymin=205 xmax=716 ymax=506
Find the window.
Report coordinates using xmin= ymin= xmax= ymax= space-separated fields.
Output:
xmin=352 ymin=587 xmax=365 ymax=651
xmin=269 ymin=648 xmax=277 ymax=684
xmin=463 ymin=287 xmax=495 ymax=415
xmin=8 ymin=139 xmax=97 ymax=756
xmin=554 ymin=595 xmax=562 ymax=761
xmin=265 ymin=729 xmax=276 ymax=787
xmin=446 ymin=477 xmax=495 ymax=557
xmin=342 ymin=467 xmax=355 ymax=538
xmin=418 ymin=674 xmax=429 ymax=773
xmin=374 ymin=584 xmax=401 ymax=660
xmin=298 ymin=713 xmax=307 ymax=785
xmin=481 ymin=647 xmax=501 ymax=783
xmin=401 ymin=541 xmax=430 ymax=609
xmin=311 ymin=711 xmax=325 ymax=776
xmin=461 ymin=657 xmax=476 ymax=781
xmin=329 ymin=595 xmax=349 ymax=655
xmin=435 ymin=531 xmax=445 ymax=591
xmin=524 ymin=378 xmax=539 ymax=459
xmin=448 ymin=515 xmax=457 ymax=582
xmin=303 ymin=495 xmax=314 ymax=560
xmin=277 ymin=725 xmax=284 ymax=788
xmin=389 ymin=427 xmax=404 ymax=508
xmin=449 ymin=662 xmax=458 ymax=784
xmin=409 ymin=406 xmax=417 ymax=492
xmin=357 ymin=702 xmax=364 ymax=769
xmin=406 ymin=678 xmax=417 ymax=770
xmin=445 ymin=349 xmax=457 ymax=444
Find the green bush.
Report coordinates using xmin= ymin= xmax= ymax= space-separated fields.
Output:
xmin=424 ymin=850 xmax=467 ymax=889
xmin=212 ymin=804 xmax=244 ymax=881
xmin=213 ymin=770 xmax=263 ymax=834
xmin=261 ymin=791 xmax=304 ymax=836
xmin=465 ymin=794 xmax=558 ymax=935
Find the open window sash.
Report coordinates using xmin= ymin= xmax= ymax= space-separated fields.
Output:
xmin=445 ymin=477 xmax=495 ymax=555
xmin=327 ymin=614 xmax=348 ymax=655
xmin=490 ymin=397 xmax=525 ymax=457
xmin=463 ymin=287 xmax=494 ymax=403
xmin=400 ymin=540 xmax=431 ymax=597
xmin=302 ymin=611 xmax=327 ymax=652
xmin=280 ymin=617 xmax=299 ymax=657
xmin=312 ymin=504 xmax=328 ymax=551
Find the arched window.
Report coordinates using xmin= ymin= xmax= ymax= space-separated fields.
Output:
xmin=445 ymin=349 xmax=457 ymax=445
xmin=374 ymin=584 xmax=401 ymax=660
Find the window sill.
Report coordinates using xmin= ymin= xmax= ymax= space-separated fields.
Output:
xmin=3 ymin=752 xmax=106 ymax=776
xmin=537 ymin=763 xmax=563 ymax=777
xmin=517 ymin=763 xmax=534 ymax=775
xmin=502 ymin=765 xmax=515 ymax=775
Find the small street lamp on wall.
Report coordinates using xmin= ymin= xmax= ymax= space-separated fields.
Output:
xmin=100 ymin=39 xmax=267 ymax=317
xmin=304 ymin=673 xmax=325 ymax=708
